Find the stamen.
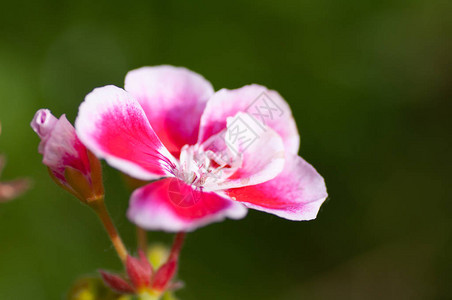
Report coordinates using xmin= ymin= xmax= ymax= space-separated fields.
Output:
xmin=176 ymin=145 xmax=237 ymax=188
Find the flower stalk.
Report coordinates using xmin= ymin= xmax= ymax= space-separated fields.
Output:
xmin=168 ymin=232 xmax=186 ymax=262
xmin=137 ymin=226 xmax=148 ymax=253
xmin=89 ymin=198 xmax=129 ymax=263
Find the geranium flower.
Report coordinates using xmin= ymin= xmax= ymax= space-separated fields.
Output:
xmin=31 ymin=109 xmax=104 ymax=203
xmin=75 ymin=65 xmax=327 ymax=232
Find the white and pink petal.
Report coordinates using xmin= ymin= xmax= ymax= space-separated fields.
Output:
xmin=127 ymin=178 xmax=247 ymax=232
xmin=198 ymin=84 xmax=300 ymax=154
xmin=75 ymin=85 xmax=176 ymax=181
xmin=225 ymin=154 xmax=327 ymax=221
xmin=125 ymin=66 xmax=214 ymax=157
xmin=202 ymin=112 xmax=285 ymax=191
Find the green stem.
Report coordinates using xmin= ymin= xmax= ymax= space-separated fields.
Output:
xmin=89 ymin=198 xmax=128 ymax=263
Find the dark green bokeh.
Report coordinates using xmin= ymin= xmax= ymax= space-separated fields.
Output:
xmin=0 ymin=0 xmax=450 ymax=299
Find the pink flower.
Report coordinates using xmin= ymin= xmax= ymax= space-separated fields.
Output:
xmin=31 ymin=109 xmax=103 ymax=202
xmin=75 ymin=65 xmax=327 ymax=232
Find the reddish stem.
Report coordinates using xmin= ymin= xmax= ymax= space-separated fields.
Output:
xmin=90 ymin=198 xmax=128 ymax=263
xmin=168 ymin=232 xmax=186 ymax=262
xmin=137 ymin=226 xmax=148 ymax=253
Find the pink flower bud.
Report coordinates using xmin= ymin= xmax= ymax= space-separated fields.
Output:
xmin=31 ymin=109 xmax=104 ymax=202
xmin=126 ymin=250 xmax=153 ymax=290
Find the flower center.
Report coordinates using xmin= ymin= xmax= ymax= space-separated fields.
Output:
xmin=176 ymin=144 xmax=238 ymax=188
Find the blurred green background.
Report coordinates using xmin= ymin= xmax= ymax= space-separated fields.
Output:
xmin=0 ymin=0 xmax=450 ymax=299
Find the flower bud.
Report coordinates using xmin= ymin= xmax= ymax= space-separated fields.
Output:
xmin=31 ymin=109 xmax=104 ymax=203
xmin=99 ymin=249 xmax=181 ymax=298
xmin=126 ymin=250 xmax=153 ymax=291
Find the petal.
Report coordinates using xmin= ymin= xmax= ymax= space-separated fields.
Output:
xmin=125 ymin=66 xmax=214 ymax=157
xmin=202 ymin=112 xmax=285 ymax=191
xmin=30 ymin=109 xmax=58 ymax=153
xmin=75 ymin=85 xmax=176 ymax=180
xmin=152 ymin=260 xmax=177 ymax=291
xmin=126 ymin=252 xmax=152 ymax=289
xmin=198 ymin=84 xmax=300 ymax=154
xmin=31 ymin=109 xmax=90 ymax=180
xmin=99 ymin=270 xmax=135 ymax=294
xmin=225 ymin=154 xmax=327 ymax=220
xmin=127 ymin=178 xmax=247 ymax=232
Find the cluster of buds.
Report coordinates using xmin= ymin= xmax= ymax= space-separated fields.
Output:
xmin=100 ymin=234 xmax=185 ymax=299
xmin=31 ymin=109 xmax=104 ymax=203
